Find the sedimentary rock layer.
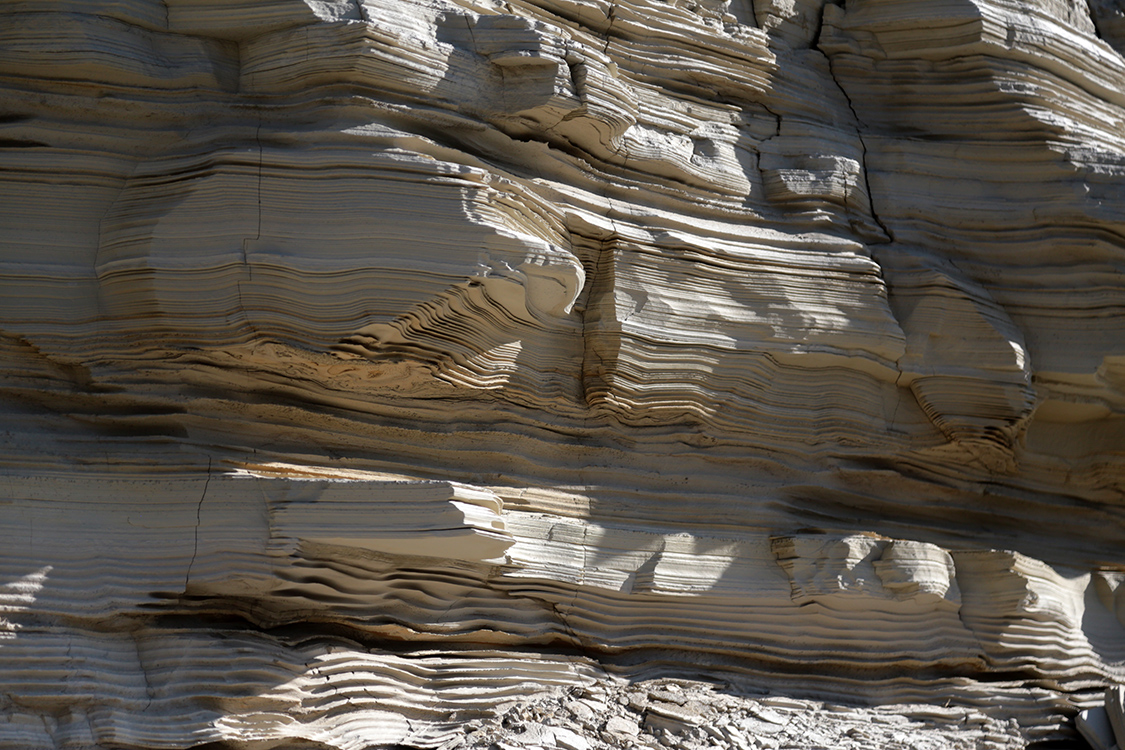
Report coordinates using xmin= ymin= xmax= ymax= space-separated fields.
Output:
xmin=1 ymin=0 xmax=1123 ymax=747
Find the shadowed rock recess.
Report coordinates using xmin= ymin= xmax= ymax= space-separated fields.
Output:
xmin=1 ymin=0 xmax=1123 ymax=747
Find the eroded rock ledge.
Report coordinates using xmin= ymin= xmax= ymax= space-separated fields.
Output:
xmin=1 ymin=0 xmax=1123 ymax=747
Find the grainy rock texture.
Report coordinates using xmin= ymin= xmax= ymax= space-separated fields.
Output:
xmin=0 ymin=0 xmax=1123 ymax=748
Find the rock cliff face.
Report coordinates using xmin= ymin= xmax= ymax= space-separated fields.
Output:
xmin=1 ymin=0 xmax=1124 ymax=748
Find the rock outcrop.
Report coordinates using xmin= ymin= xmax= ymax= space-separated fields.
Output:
xmin=1 ymin=0 xmax=1123 ymax=747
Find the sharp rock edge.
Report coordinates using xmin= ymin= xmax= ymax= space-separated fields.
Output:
xmin=0 ymin=0 xmax=1123 ymax=748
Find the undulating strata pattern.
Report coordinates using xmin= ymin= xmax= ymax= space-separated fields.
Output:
xmin=0 ymin=0 xmax=1123 ymax=747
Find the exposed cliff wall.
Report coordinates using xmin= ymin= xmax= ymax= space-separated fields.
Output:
xmin=1 ymin=0 xmax=1123 ymax=747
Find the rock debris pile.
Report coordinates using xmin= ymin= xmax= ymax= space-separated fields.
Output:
xmin=449 ymin=678 xmax=1026 ymax=750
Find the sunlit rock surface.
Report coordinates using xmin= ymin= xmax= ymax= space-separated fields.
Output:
xmin=1 ymin=0 xmax=1123 ymax=747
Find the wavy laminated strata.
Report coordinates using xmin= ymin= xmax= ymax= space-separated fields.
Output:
xmin=0 ymin=467 xmax=1119 ymax=747
xmin=1 ymin=0 xmax=1124 ymax=748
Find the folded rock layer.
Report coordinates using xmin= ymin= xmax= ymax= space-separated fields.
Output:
xmin=0 ymin=0 xmax=1123 ymax=748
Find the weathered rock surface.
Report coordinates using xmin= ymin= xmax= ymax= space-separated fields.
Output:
xmin=1 ymin=0 xmax=1123 ymax=747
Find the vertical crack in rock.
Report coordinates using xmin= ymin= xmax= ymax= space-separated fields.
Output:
xmin=818 ymin=45 xmax=893 ymax=244
xmin=557 ymin=522 xmax=590 ymax=646
xmin=578 ymin=241 xmax=603 ymax=411
xmin=235 ymin=120 xmax=263 ymax=320
xmin=133 ymin=633 xmax=155 ymax=714
xmin=853 ymin=134 xmax=892 ymax=242
xmin=462 ymin=12 xmax=478 ymax=55
xmin=748 ymin=0 xmax=761 ymax=31
xmin=603 ymin=3 xmax=617 ymax=57
xmin=184 ymin=457 xmax=212 ymax=591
